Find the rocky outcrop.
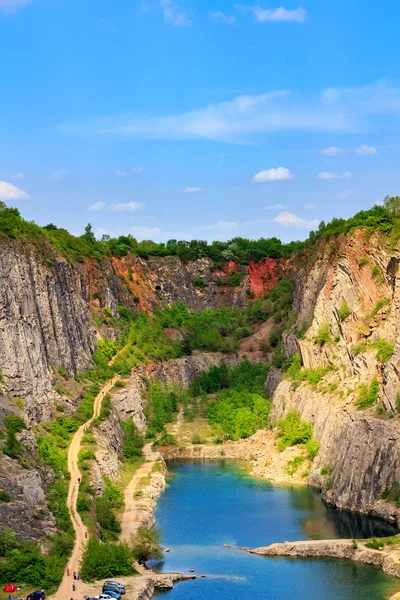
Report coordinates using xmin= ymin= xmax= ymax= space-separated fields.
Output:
xmin=245 ymin=539 xmax=400 ymax=579
xmin=269 ymin=230 xmax=400 ymax=523
xmin=0 ymin=453 xmax=56 ymax=540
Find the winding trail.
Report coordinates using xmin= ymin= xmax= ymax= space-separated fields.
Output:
xmin=50 ymin=375 xmax=119 ymax=600
xmin=119 ymin=443 xmax=160 ymax=542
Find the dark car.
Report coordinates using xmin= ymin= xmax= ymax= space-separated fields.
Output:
xmin=103 ymin=582 xmax=125 ymax=595
xmin=27 ymin=592 xmax=45 ymax=600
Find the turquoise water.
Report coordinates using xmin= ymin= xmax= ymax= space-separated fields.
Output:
xmin=154 ymin=460 xmax=400 ymax=600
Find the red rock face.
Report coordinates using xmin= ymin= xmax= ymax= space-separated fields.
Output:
xmin=248 ymin=258 xmax=285 ymax=298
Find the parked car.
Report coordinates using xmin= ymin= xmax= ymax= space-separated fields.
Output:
xmin=103 ymin=581 xmax=125 ymax=595
xmin=100 ymin=591 xmax=121 ymax=600
xmin=95 ymin=594 xmax=120 ymax=600
xmin=27 ymin=592 xmax=45 ymax=600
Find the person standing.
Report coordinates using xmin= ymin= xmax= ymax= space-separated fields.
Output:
xmin=73 ymin=571 xmax=77 ymax=580
xmin=66 ymin=567 xmax=70 ymax=576
xmin=72 ymin=582 xmax=76 ymax=593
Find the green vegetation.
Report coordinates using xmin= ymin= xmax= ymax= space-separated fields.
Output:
xmin=0 ymin=527 xmax=65 ymax=590
xmin=365 ymin=537 xmax=385 ymax=550
xmin=338 ymin=298 xmax=352 ymax=322
xmin=355 ymin=377 xmax=380 ymax=409
xmin=285 ymin=456 xmax=306 ymax=476
xmin=0 ymin=491 xmax=10 ymax=503
xmin=370 ymin=298 xmax=390 ymax=317
xmin=371 ymin=265 xmax=385 ymax=283
xmin=276 ymin=411 xmax=313 ymax=451
xmin=314 ymin=323 xmax=331 ymax=346
xmin=144 ymin=383 xmax=179 ymax=437
xmin=321 ymin=465 xmax=334 ymax=476
xmin=121 ymin=419 xmax=144 ymax=460
xmin=188 ymin=359 xmax=270 ymax=441
xmin=306 ymin=439 xmax=320 ymax=460
xmin=375 ymin=338 xmax=394 ymax=363
xmin=381 ymin=481 xmax=400 ymax=507
xmin=130 ymin=526 xmax=163 ymax=564
xmin=192 ymin=276 xmax=208 ymax=289
xmin=3 ymin=414 xmax=26 ymax=459
xmin=80 ymin=538 xmax=136 ymax=581
xmin=287 ymin=354 xmax=330 ymax=389
xmin=358 ymin=258 xmax=369 ymax=267
xmin=0 ymin=202 xmax=303 ymax=266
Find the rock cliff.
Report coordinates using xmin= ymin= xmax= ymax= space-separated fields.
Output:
xmin=269 ymin=230 xmax=400 ymax=523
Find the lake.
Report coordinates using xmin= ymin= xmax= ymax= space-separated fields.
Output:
xmin=154 ymin=460 xmax=400 ymax=600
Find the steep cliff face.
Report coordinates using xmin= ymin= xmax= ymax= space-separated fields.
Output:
xmin=269 ymin=230 xmax=400 ymax=523
xmin=0 ymin=241 xmax=259 ymax=422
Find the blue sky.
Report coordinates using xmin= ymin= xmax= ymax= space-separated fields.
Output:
xmin=2 ymin=0 xmax=400 ymax=242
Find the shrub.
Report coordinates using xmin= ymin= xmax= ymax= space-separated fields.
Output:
xmin=95 ymin=497 xmax=121 ymax=541
xmin=191 ymin=433 xmax=204 ymax=445
xmin=365 ymin=537 xmax=385 ymax=550
xmin=314 ymin=323 xmax=331 ymax=346
xmin=371 ymin=298 xmax=390 ymax=317
xmin=306 ymin=439 xmax=319 ymax=460
xmin=285 ymin=456 xmax=305 ymax=476
xmin=375 ymin=338 xmax=394 ymax=363
xmin=192 ymin=277 xmax=208 ymax=289
xmin=80 ymin=538 xmax=135 ymax=581
xmin=355 ymin=377 xmax=379 ymax=409
xmin=337 ymin=298 xmax=352 ymax=322
xmin=321 ymin=465 xmax=334 ymax=476
xmin=276 ymin=411 xmax=312 ymax=451
xmin=152 ymin=432 xmax=178 ymax=448
xmin=130 ymin=526 xmax=163 ymax=563
xmin=358 ymin=258 xmax=369 ymax=267
xmin=121 ymin=419 xmax=144 ymax=459
xmin=3 ymin=414 xmax=26 ymax=458
xmin=371 ymin=265 xmax=385 ymax=283
xmin=0 ymin=490 xmax=10 ymax=502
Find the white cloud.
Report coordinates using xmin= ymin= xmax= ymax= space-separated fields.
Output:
xmin=192 ymin=221 xmax=238 ymax=232
xmin=253 ymin=167 xmax=294 ymax=183
xmin=317 ymin=171 xmax=336 ymax=180
xmin=132 ymin=226 xmax=161 ymax=238
xmin=274 ymin=211 xmax=319 ymax=229
xmin=50 ymin=169 xmax=70 ymax=179
xmin=337 ymin=189 xmax=353 ymax=199
xmin=11 ymin=172 xmax=26 ymax=181
xmin=320 ymin=146 xmax=343 ymax=156
xmin=356 ymin=144 xmax=377 ymax=155
xmin=210 ymin=11 xmax=235 ymax=24
xmin=89 ymin=201 xmax=106 ymax=211
xmin=303 ymin=203 xmax=317 ymax=210
xmin=0 ymin=181 xmax=30 ymax=200
xmin=160 ymin=0 xmax=190 ymax=26
xmin=59 ymin=81 xmax=400 ymax=144
xmin=184 ymin=186 xmax=203 ymax=193
xmin=265 ymin=203 xmax=288 ymax=211
xmin=237 ymin=5 xmax=307 ymax=23
xmin=109 ymin=202 xmax=144 ymax=212
xmin=116 ymin=169 xmax=128 ymax=177
xmin=132 ymin=166 xmax=145 ymax=174
xmin=0 ymin=0 xmax=30 ymax=10
xmin=317 ymin=171 xmax=352 ymax=180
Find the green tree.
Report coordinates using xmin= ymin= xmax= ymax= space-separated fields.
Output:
xmin=384 ymin=195 xmax=400 ymax=218
xmin=83 ymin=223 xmax=96 ymax=244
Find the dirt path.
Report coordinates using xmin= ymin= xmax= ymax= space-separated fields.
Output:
xmin=50 ymin=375 xmax=119 ymax=600
xmin=119 ymin=443 xmax=161 ymax=542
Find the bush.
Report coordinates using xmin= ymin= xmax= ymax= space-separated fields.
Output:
xmin=130 ymin=526 xmax=163 ymax=563
xmin=192 ymin=277 xmax=208 ymax=289
xmin=371 ymin=298 xmax=390 ymax=317
xmin=371 ymin=265 xmax=385 ymax=283
xmin=355 ymin=377 xmax=379 ymax=409
xmin=375 ymin=338 xmax=394 ymax=363
xmin=365 ymin=537 xmax=384 ymax=550
xmin=95 ymin=497 xmax=121 ymax=541
xmin=3 ymin=414 xmax=26 ymax=459
xmin=0 ymin=490 xmax=10 ymax=502
xmin=121 ymin=419 xmax=144 ymax=459
xmin=306 ymin=439 xmax=319 ymax=460
xmin=338 ymin=298 xmax=352 ymax=322
xmin=80 ymin=538 xmax=136 ymax=581
xmin=314 ymin=323 xmax=331 ymax=346
xmin=285 ymin=456 xmax=305 ymax=476
xmin=321 ymin=465 xmax=334 ymax=476
xmin=276 ymin=411 xmax=313 ymax=451
xmin=358 ymin=258 xmax=369 ymax=267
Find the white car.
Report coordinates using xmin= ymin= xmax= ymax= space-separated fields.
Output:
xmin=95 ymin=594 xmax=115 ymax=600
